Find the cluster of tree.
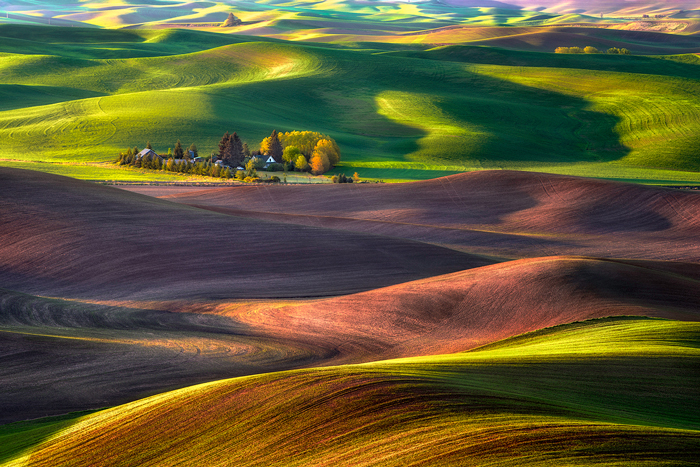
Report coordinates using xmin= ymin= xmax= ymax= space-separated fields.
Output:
xmin=555 ymin=46 xmax=630 ymax=55
xmin=217 ymin=132 xmax=250 ymax=168
xmin=263 ymin=131 xmax=340 ymax=175
xmin=114 ymin=128 xmax=342 ymax=180
xmin=606 ymin=47 xmax=631 ymax=55
xmin=331 ymin=173 xmax=361 ymax=184
xmin=222 ymin=12 xmax=242 ymax=27
xmin=115 ymin=141 xmax=233 ymax=179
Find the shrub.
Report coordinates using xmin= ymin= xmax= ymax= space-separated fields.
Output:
xmin=266 ymin=163 xmax=284 ymax=172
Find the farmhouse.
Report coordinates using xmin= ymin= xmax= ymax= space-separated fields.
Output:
xmin=136 ymin=148 xmax=162 ymax=161
xmin=261 ymin=155 xmax=278 ymax=167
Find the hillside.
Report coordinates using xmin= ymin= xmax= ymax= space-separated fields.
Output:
xmin=223 ymin=256 xmax=700 ymax=361
xmin=0 ymin=167 xmax=489 ymax=301
xmin=1 ymin=3 xmax=700 ymax=465
xmin=2 ymin=25 xmax=700 ymax=183
xmin=150 ymin=171 xmax=700 ymax=261
xmin=5 ymin=318 xmax=699 ymax=466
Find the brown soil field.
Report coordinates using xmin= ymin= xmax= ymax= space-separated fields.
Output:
xmin=144 ymin=170 xmax=700 ymax=262
xmin=2 ymin=255 xmax=699 ymax=422
xmin=221 ymin=256 xmax=700 ymax=362
xmin=0 ymin=168 xmax=490 ymax=302
xmin=0 ymin=288 xmax=327 ymax=423
xmin=2 ymin=168 xmax=699 ymax=423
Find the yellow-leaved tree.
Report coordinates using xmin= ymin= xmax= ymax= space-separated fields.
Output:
xmin=309 ymin=139 xmax=339 ymax=175
xmin=261 ymin=131 xmax=341 ymax=175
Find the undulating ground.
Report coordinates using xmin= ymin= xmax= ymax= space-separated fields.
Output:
xmin=2 ymin=19 xmax=700 ymax=183
xmin=4 ymin=317 xmax=700 ymax=465
xmin=1 ymin=167 xmax=698 ymax=465
xmin=2 ymin=2 xmax=700 ymax=464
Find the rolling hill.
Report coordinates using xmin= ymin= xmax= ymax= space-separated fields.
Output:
xmin=2 ymin=167 xmax=698 ymax=430
xmin=2 ymin=24 xmax=700 ymax=183
xmin=0 ymin=167 xmax=489 ymax=302
xmin=4 ymin=317 xmax=698 ymax=466
xmin=1 ymin=4 xmax=700 ymax=464
xmin=148 ymin=170 xmax=700 ymax=261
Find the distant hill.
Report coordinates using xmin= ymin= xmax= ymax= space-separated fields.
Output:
xmin=158 ymin=170 xmax=700 ymax=262
xmin=1 ymin=25 xmax=700 ymax=184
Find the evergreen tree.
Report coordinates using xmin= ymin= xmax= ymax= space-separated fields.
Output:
xmin=223 ymin=132 xmax=244 ymax=167
xmin=174 ymin=140 xmax=184 ymax=159
xmin=189 ymin=143 xmax=198 ymax=158
xmin=218 ymin=131 xmax=230 ymax=158
xmin=268 ymin=130 xmax=283 ymax=163
xmin=243 ymin=143 xmax=250 ymax=158
xmin=146 ymin=141 xmax=153 ymax=150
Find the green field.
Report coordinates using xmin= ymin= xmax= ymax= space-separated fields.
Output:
xmin=4 ymin=317 xmax=698 ymax=466
xmin=2 ymin=24 xmax=700 ymax=183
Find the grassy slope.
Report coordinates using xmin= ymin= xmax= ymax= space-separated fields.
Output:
xmin=6 ymin=318 xmax=699 ymax=466
xmin=1 ymin=26 xmax=700 ymax=182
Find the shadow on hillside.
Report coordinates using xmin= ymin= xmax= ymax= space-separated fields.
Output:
xmin=397 ymin=45 xmax=700 ymax=81
xmin=0 ymin=84 xmax=105 ymax=112
xmin=196 ymin=45 xmax=631 ymax=166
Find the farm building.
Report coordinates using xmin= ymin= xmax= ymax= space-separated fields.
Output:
xmin=136 ymin=149 xmax=162 ymax=161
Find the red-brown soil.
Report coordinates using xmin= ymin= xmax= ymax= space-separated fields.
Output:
xmin=221 ymin=256 xmax=700 ymax=362
xmin=2 ymin=254 xmax=698 ymax=422
xmin=149 ymin=171 xmax=700 ymax=262
xmin=0 ymin=168 xmax=490 ymax=302
xmin=2 ymin=168 xmax=699 ymax=422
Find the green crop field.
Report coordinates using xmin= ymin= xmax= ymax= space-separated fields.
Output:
xmin=1 ymin=23 xmax=700 ymax=183
xmin=4 ymin=317 xmax=699 ymax=466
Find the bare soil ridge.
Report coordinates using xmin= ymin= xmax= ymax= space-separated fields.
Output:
xmin=153 ymin=170 xmax=700 ymax=262
xmin=0 ymin=168 xmax=489 ymax=302
xmin=2 ymin=255 xmax=699 ymax=422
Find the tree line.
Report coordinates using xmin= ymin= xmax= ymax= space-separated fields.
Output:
xmin=555 ymin=46 xmax=630 ymax=54
xmin=115 ymin=129 xmax=342 ymax=180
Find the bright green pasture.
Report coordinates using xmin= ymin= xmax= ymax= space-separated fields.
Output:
xmin=0 ymin=160 xmax=222 ymax=181
xmin=6 ymin=317 xmax=699 ymax=466
xmin=1 ymin=25 xmax=700 ymax=183
xmin=0 ymin=411 xmax=98 ymax=465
